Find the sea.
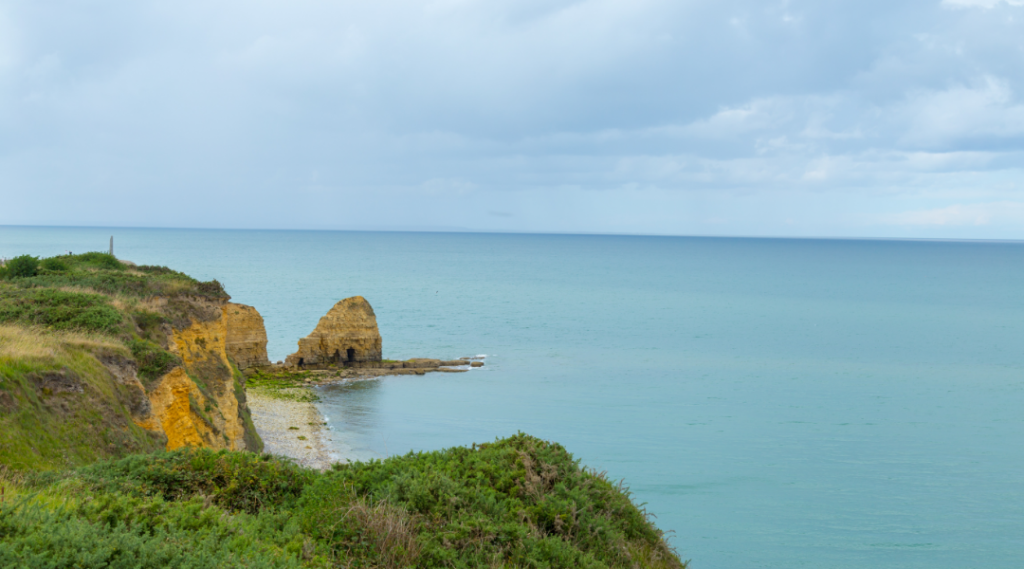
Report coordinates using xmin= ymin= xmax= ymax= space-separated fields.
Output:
xmin=3 ymin=225 xmax=1023 ymax=569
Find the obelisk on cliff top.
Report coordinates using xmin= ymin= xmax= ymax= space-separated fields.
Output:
xmin=109 ymin=236 xmax=113 ymax=257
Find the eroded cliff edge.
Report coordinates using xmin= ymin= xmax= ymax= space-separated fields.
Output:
xmin=139 ymin=299 xmax=262 ymax=452
xmin=0 ymin=253 xmax=261 ymax=470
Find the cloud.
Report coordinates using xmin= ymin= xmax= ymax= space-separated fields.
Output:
xmin=1 ymin=0 xmax=1024 ymax=238
xmin=898 ymin=77 xmax=1024 ymax=147
xmin=941 ymin=0 xmax=1024 ymax=9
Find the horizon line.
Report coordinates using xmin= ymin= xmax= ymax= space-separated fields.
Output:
xmin=2 ymin=223 xmax=1023 ymax=245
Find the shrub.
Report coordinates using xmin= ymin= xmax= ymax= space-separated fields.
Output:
xmin=195 ymin=279 xmax=229 ymax=300
xmin=71 ymin=252 xmax=125 ymax=271
xmin=5 ymin=255 xmax=38 ymax=278
xmin=0 ymin=287 xmax=126 ymax=335
xmin=0 ymin=499 xmax=304 ymax=568
xmin=132 ymin=310 xmax=168 ymax=343
xmin=77 ymin=448 xmax=317 ymax=514
xmin=136 ymin=265 xmax=177 ymax=275
xmin=15 ymin=263 xmax=227 ymax=302
xmin=308 ymin=433 xmax=685 ymax=569
xmin=39 ymin=257 xmax=69 ymax=272
xmin=10 ymin=435 xmax=686 ymax=569
xmin=128 ymin=338 xmax=180 ymax=384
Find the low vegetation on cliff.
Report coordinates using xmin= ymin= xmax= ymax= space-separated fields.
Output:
xmin=0 ymin=434 xmax=685 ymax=569
xmin=0 ymin=252 xmax=260 ymax=470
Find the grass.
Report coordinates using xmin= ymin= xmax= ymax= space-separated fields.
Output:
xmin=0 ymin=285 xmax=128 ymax=335
xmin=0 ymin=326 xmax=164 ymax=471
xmin=0 ymin=253 xmax=260 ymax=470
xmin=3 ymin=252 xmax=228 ymax=302
xmin=247 ymin=369 xmax=319 ymax=403
xmin=0 ymin=325 xmax=128 ymax=362
xmin=1 ymin=435 xmax=687 ymax=569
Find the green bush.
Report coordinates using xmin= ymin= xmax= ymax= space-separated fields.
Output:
xmin=0 ymin=498 xmax=305 ymax=568
xmin=71 ymin=252 xmax=125 ymax=271
xmin=39 ymin=257 xmax=69 ymax=272
xmin=15 ymin=263 xmax=229 ymax=302
xmin=135 ymin=265 xmax=177 ymax=275
xmin=5 ymin=255 xmax=38 ymax=278
xmin=76 ymin=448 xmax=317 ymax=515
xmin=307 ymin=433 xmax=681 ymax=569
xmin=0 ymin=287 xmax=126 ymax=334
xmin=195 ymin=279 xmax=229 ymax=300
xmin=128 ymin=338 xmax=180 ymax=384
xmin=8 ymin=436 xmax=686 ymax=569
xmin=132 ymin=310 xmax=168 ymax=341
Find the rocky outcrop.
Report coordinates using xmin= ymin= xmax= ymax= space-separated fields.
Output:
xmin=285 ymin=296 xmax=382 ymax=368
xmin=225 ymin=303 xmax=270 ymax=370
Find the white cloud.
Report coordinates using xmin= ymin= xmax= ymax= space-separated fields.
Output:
xmin=941 ymin=0 xmax=1024 ymax=9
xmin=898 ymin=77 xmax=1024 ymax=146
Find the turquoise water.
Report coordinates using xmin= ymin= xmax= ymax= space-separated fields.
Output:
xmin=3 ymin=226 xmax=1024 ymax=568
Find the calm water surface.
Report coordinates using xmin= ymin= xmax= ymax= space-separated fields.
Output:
xmin=3 ymin=226 xmax=1023 ymax=568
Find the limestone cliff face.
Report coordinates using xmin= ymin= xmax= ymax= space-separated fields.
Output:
xmin=135 ymin=300 xmax=262 ymax=452
xmin=285 ymin=296 xmax=382 ymax=367
xmin=225 ymin=303 xmax=271 ymax=369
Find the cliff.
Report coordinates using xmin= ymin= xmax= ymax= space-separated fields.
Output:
xmin=0 ymin=253 xmax=261 ymax=470
xmin=224 ymin=302 xmax=271 ymax=369
xmin=285 ymin=296 xmax=382 ymax=367
xmin=146 ymin=302 xmax=260 ymax=452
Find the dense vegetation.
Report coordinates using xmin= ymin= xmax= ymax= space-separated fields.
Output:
xmin=0 ymin=252 xmax=233 ymax=470
xmin=0 ymin=252 xmax=228 ymax=302
xmin=0 ymin=434 xmax=685 ymax=568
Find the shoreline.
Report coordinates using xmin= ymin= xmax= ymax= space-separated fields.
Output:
xmin=245 ymin=358 xmax=485 ymax=469
xmin=246 ymin=389 xmax=337 ymax=470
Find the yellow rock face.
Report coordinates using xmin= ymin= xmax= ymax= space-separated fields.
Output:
xmin=146 ymin=367 xmax=212 ymax=449
xmin=224 ymin=303 xmax=271 ymax=369
xmin=285 ymin=296 xmax=382 ymax=367
xmin=137 ymin=303 xmax=260 ymax=452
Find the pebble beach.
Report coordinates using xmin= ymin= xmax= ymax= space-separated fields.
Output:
xmin=246 ymin=389 xmax=337 ymax=470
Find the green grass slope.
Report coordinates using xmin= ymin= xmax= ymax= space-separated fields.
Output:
xmin=0 ymin=326 xmax=165 ymax=470
xmin=0 ymin=252 xmax=257 ymax=470
xmin=0 ymin=434 xmax=685 ymax=569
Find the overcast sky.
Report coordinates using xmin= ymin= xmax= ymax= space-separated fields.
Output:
xmin=2 ymin=0 xmax=1023 ymax=238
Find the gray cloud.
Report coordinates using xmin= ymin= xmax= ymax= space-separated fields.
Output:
xmin=1 ymin=0 xmax=1023 ymax=238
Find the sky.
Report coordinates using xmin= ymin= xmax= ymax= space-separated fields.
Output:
xmin=1 ymin=0 xmax=1023 ymax=239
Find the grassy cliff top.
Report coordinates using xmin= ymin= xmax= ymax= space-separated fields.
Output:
xmin=0 ymin=433 xmax=686 ymax=569
xmin=0 ymin=252 xmax=228 ymax=303
xmin=0 ymin=253 xmax=233 ymax=470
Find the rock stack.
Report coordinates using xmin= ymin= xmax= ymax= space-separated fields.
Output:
xmin=224 ymin=303 xmax=271 ymax=369
xmin=285 ymin=296 xmax=383 ymax=368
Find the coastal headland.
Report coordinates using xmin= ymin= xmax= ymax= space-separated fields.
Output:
xmin=0 ymin=252 xmax=685 ymax=568
xmin=227 ymin=293 xmax=487 ymax=468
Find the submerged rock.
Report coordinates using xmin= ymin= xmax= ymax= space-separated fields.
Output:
xmin=285 ymin=296 xmax=383 ymax=368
